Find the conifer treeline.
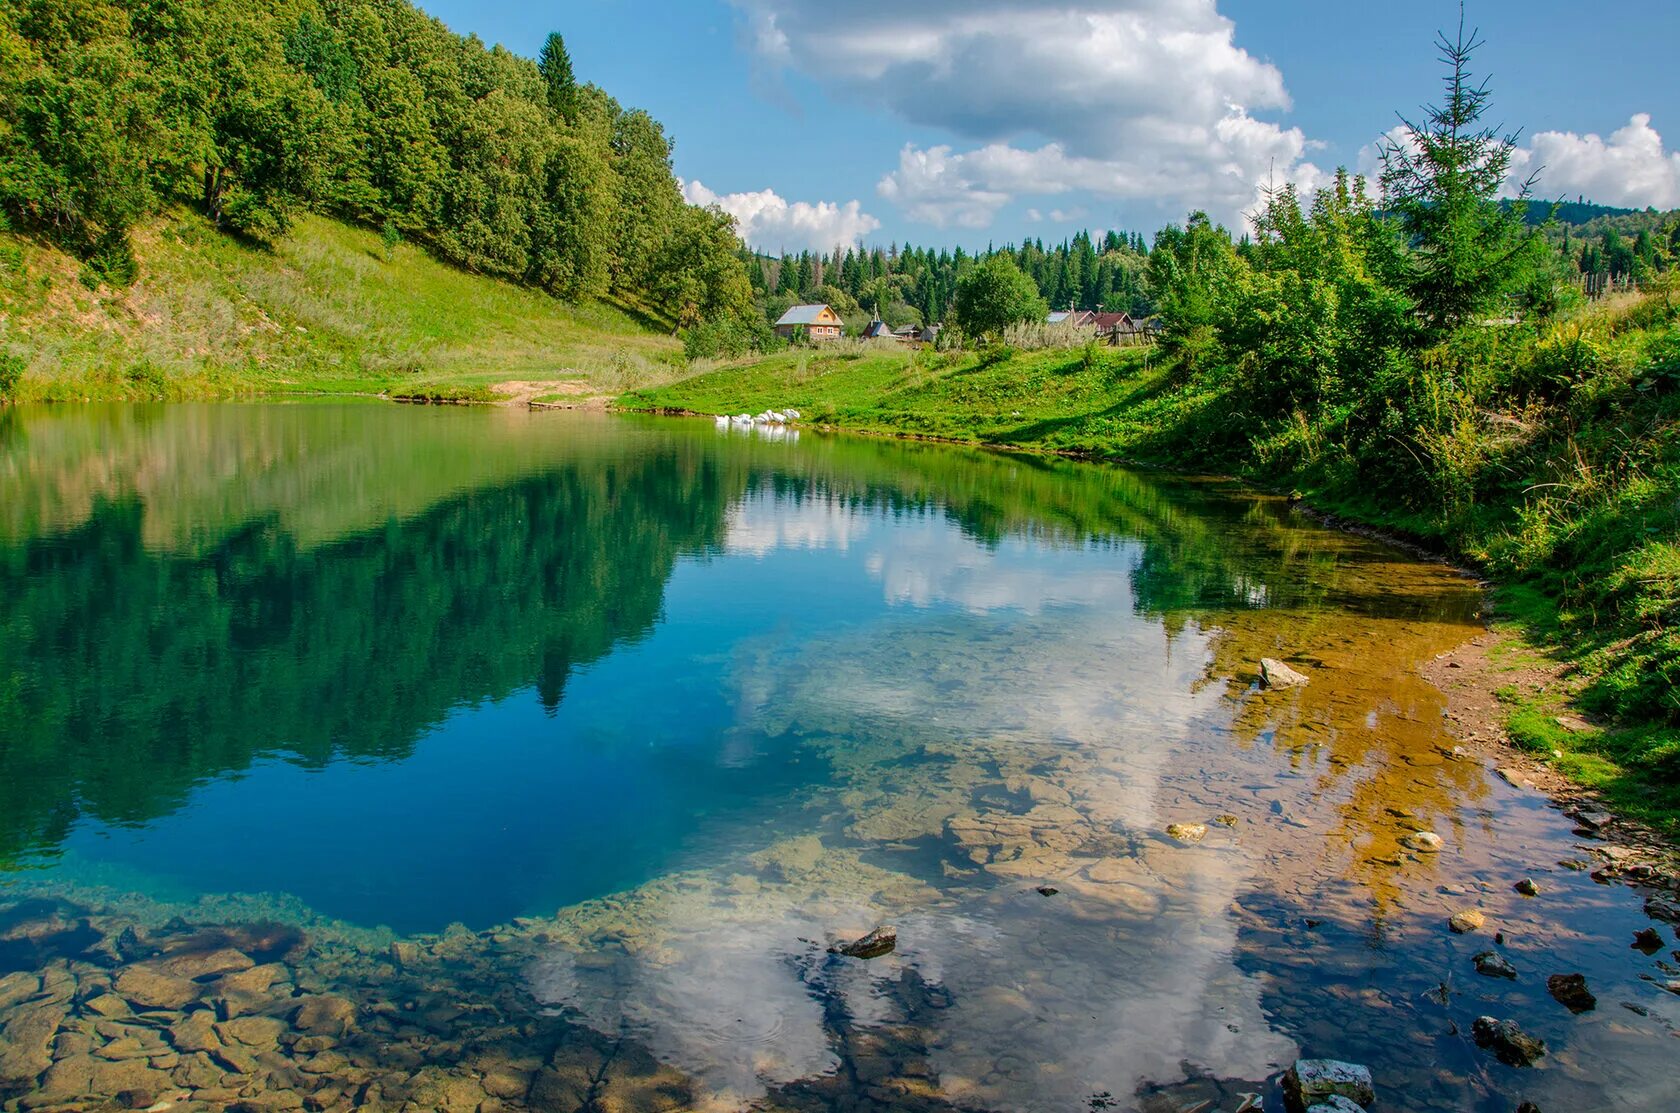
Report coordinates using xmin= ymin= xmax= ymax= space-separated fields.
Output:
xmin=0 ymin=0 xmax=751 ymax=323
xmin=746 ymin=229 xmax=1156 ymax=331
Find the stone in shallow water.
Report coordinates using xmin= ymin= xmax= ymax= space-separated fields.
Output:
xmin=0 ymin=971 xmax=42 ymax=1011
xmin=1633 ymin=927 xmax=1665 ymax=953
xmin=154 ymin=947 xmax=253 ymax=981
xmin=1448 ymin=910 xmax=1485 ymax=934
xmin=830 ymin=925 xmax=897 ymax=959
xmin=28 ymin=1053 xmax=173 ymax=1109
xmin=1165 ymin=823 xmax=1207 ymax=844
xmin=113 ymin=967 xmax=199 ymax=1011
xmin=1400 ymin=832 xmax=1443 ymax=853
xmin=0 ymin=995 xmax=70 ymax=1082
xmin=1305 ymin=1097 xmax=1368 ymax=1113
xmin=1282 ymin=1058 xmax=1375 ymax=1111
xmin=1646 ymin=895 xmax=1680 ymax=925
xmin=1513 ymin=878 xmax=1541 ymax=896
xmin=290 ymin=995 xmax=357 ymax=1038
xmin=1546 ymin=972 xmax=1596 ymax=1013
xmin=167 ymin=1010 xmax=222 ymax=1054
xmin=216 ymin=1015 xmax=286 ymax=1050
xmin=1473 ymin=951 xmax=1517 ymax=979
xmin=1260 ymin=658 xmax=1310 ymax=688
xmin=83 ymin=992 xmax=132 ymax=1019
xmin=1471 ymin=1017 xmax=1546 ymax=1066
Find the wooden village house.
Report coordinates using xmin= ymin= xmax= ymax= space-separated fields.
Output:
xmin=774 ymin=304 xmax=843 ymax=340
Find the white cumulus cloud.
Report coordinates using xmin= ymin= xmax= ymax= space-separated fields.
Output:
xmin=732 ymin=0 xmax=1323 ymax=229
xmin=1511 ymin=114 xmax=1680 ymax=209
xmin=683 ymin=180 xmax=881 ymax=252
xmin=1360 ymin=114 xmax=1680 ymax=211
xmin=877 ymin=126 xmax=1321 ymax=231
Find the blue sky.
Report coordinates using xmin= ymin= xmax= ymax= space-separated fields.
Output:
xmin=419 ymin=0 xmax=1680 ymax=251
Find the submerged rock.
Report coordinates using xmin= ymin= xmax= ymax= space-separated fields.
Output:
xmin=1471 ymin=1016 xmax=1546 ymax=1066
xmin=1259 ymin=658 xmax=1310 ymax=689
xmin=1633 ymin=927 xmax=1665 ymax=954
xmin=1282 ymin=1058 xmax=1375 ymax=1112
xmin=1400 ymin=832 xmax=1443 ymax=853
xmin=1036 ymin=886 xmax=1059 ymax=897
xmin=155 ymin=946 xmax=252 ymax=981
xmin=1645 ymin=895 xmax=1680 ymax=925
xmin=1165 ymin=823 xmax=1208 ymax=844
xmin=1448 ymin=910 xmax=1485 ymax=934
xmin=113 ymin=966 xmax=199 ymax=1011
xmin=1473 ymin=951 xmax=1517 ymax=979
xmin=0 ymin=995 xmax=69 ymax=1082
xmin=830 ymin=925 xmax=897 ymax=959
xmin=1547 ymin=972 xmax=1596 ymax=1013
xmin=1514 ymin=878 xmax=1541 ymax=896
xmin=1304 ymin=1097 xmax=1367 ymax=1113
xmin=291 ymin=994 xmax=357 ymax=1037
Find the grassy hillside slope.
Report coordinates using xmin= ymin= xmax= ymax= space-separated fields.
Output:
xmin=626 ymin=301 xmax=1680 ymax=832
xmin=0 ymin=211 xmax=683 ymax=402
xmin=625 ymin=341 xmax=1209 ymax=456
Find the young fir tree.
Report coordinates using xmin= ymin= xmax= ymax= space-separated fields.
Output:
xmin=1378 ymin=10 xmax=1546 ymax=330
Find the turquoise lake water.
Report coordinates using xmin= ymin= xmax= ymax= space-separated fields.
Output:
xmin=0 ymin=403 xmax=1675 ymax=1113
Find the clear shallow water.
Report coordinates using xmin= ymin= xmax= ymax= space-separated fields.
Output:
xmin=0 ymin=403 xmax=1675 ymax=1113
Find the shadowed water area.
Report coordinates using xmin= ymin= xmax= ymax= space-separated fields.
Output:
xmin=0 ymin=403 xmax=1675 ymax=1113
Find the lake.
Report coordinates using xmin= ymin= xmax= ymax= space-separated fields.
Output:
xmin=0 ymin=403 xmax=1674 ymax=1113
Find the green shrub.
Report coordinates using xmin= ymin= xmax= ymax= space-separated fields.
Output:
xmin=0 ymin=352 xmax=24 ymax=400
xmin=680 ymin=317 xmax=781 ymax=361
xmin=78 ymin=231 xmax=140 ymax=290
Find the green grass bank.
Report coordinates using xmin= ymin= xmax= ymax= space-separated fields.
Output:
xmin=0 ymin=211 xmax=685 ymax=403
xmin=625 ymin=300 xmax=1680 ymax=834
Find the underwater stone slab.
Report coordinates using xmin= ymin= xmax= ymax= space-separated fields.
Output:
xmin=1283 ymin=1058 xmax=1375 ymax=1111
xmin=113 ymin=967 xmax=199 ymax=1011
xmin=0 ymin=996 xmax=70 ymax=1081
xmin=1260 ymin=658 xmax=1310 ymax=688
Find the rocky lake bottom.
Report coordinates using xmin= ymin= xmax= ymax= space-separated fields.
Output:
xmin=1 ymin=405 xmax=1677 ymax=1113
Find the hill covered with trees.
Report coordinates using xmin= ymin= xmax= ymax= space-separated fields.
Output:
xmin=0 ymin=0 xmax=750 ymax=325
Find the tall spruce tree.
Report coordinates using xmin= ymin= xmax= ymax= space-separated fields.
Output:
xmin=537 ymin=32 xmax=576 ymax=120
xmin=1378 ymin=10 xmax=1545 ymax=330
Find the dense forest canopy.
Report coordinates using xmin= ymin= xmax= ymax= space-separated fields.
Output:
xmin=729 ymin=205 xmax=1677 ymax=354
xmin=0 ymin=0 xmax=751 ymax=324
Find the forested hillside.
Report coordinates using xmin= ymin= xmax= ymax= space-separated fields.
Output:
xmin=0 ymin=0 xmax=750 ymax=323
